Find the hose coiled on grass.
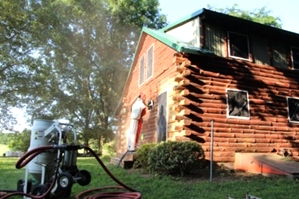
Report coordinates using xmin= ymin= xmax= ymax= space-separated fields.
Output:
xmin=74 ymin=145 xmax=141 ymax=199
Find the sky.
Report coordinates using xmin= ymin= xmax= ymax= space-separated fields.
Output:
xmin=159 ymin=0 xmax=299 ymax=34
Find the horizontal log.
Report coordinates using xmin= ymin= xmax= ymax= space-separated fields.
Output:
xmin=171 ymin=125 xmax=184 ymax=132
xmin=176 ymin=64 xmax=185 ymax=72
xmin=205 ymin=155 xmax=235 ymax=162
xmin=171 ymin=115 xmax=186 ymax=121
xmin=190 ymin=66 xmax=299 ymax=91
xmin=172 ymin=104 xmax=185 ymax=112
xmin=180 ymin=89 xmax=190 ymax=96
xmin=176 ymin=119 xmax=192 ymax=126
xmin=250 ymin=116 xmax=288 ymax=123
xmin=174 ymin=74 xmax=186 ymax=82
xmin=173 ymin=85 xmax=186 ymax=92
xmin=172 ymin=94 xmax=185 ymax=102
xmin=180 ymin=130 xmax=206 ymax=137
xmin=174 ymin=135 xmax=191 ymax=141
xmin=205 ymin=137 xmax=274 ymax=143
xmin=179 ymin=99 xmax=191 ymax=106
xmin=173 ymin=55 xmax=190 ymax=64
xmin=196 ymin=101 xmax=227 ymax=108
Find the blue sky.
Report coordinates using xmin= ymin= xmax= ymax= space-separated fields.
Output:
xmin=159 ymin=0 xmax=299 ymax=33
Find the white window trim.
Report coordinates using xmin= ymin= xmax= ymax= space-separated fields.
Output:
xmin=287 ymin=96 xmax=299 ymax=123
xmin=146 ymin=44 xmax=154 ymax=81
xmin=226 ymin=88 xmax=250 ymax=120
xmin=228 ymin=31 xmax=250 ymax=61
xmin=139 ymin=56 xmax=145 ymax=86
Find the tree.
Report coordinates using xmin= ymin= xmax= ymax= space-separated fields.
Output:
xmin=8 ymin=129 xmax=31 ymax=152
xmin=0 ymin=1 xmax=45 ymax=130
xmin=1 ymin=0 xmax=167 ymax=149
xmin=207 ymin=4 xmax=282 ymax=28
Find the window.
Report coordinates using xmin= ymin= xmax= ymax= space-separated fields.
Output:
xmin=226 ymin=89 xmax=250 ymax=119
xmin=291 ymin=47 xmax=299 ymax=70
xmin=287 ymin=97 xmax=299 ymax=123
xmin=139 ymin=45 xmax=154 ymax=86
xmin=139 ymin=56 xmax=144 ymax=85
xmin=228 ymin=32 xmax=250 ymax=60
xmin=147 ymin=45 xmax=154 ymax=79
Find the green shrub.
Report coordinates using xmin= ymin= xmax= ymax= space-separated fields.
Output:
xmin=102 ymin=140 xmax=116 ymax=157
xmin=134 ymin=143 xmax=157 ymax=169
xmin=148 ymin=141 xmax=205 ymax=176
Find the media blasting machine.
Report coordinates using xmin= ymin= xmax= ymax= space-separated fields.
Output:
xmin=18 ymin=119 xmax=91 ymax=198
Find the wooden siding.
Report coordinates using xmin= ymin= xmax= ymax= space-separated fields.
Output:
xmin=204 ymin=23 xmax=225 ymax=57
xmin=251 ymin=35 xmax=270 ymax=65
xmin=271 ymin=41 xmax=288 ymax=69
xmin=116 ymin=34 xmax=178 ymax=153
xmin=172 ymin=54 xmax=299 ymax=162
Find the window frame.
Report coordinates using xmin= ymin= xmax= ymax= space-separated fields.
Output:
xmin=139 ymin=56 xmax=145 ymax=86
xmin=287 ymin=97 xmax=299 ymax=123
xmin=226 ymin=88 xmax=250 ymax=119
xmin=146 ymin=45 xmax=154 ymax=80
xmin=228 ymin=31 xmax=250 ymax=61
xmin=291 ymin=46 xmax=299 ymax=70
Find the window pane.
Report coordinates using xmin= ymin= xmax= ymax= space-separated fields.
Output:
xmin=227 ymin=89 xmax=250 ymax=118
xmin=139 ymin=57 xmax=144 ymax=85
xmin=229 ymin=32 xmax=249 ymax=59
xmin=287 ymin=97 xmax=299 ymax=122
xmin=291 ymin=47 xmax=299 ymax=70
xmin=147 ymin=46 xmax=153 ymax=79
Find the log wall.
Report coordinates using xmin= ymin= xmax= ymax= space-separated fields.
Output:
xmin=171 ymin=54 xmax=299 ymax=162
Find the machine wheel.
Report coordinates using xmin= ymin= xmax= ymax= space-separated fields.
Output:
xmin=57 ymin=171 xmax=73 ymax=190
xmin=31 ymin=184 xmax=48 ymax=196
xmin=77 ymin=169 xmax=91 ymax=186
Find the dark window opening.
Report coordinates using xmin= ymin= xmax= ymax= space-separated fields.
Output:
xmin=287 ymin=97 xmax=299 ymax=122
xmin=227 ymin=89 xmax=249 ymax=118
xmin=291 ymin=47 xmax=299 ymax=70
xmin=228 ymin=32 xmax=249 ymax=60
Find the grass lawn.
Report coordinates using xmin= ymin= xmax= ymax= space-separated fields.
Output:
xmin=1 ymin=156 xmax=299 ymax=199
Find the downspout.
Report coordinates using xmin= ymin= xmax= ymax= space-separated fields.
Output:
xmin=210 ymin=119 xmax=214 ymax=182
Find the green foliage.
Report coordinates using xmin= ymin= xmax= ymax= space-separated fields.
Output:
xmin=133 ymin=142 xmax=157 ymax=169
xmin=101 ymin=140 xmax=116 ymax=157
xmin=7 ymin=129 xmax=30 ymax=152
xmin=208 ymin=4 xmax=282 ymax=28
xmin=147 ymin=141 xmax=205 ymax=176
xmin=0 ymin=132 xmax=15 ymax=144
xmin=108 ymin=0 xmax=167 ymax=29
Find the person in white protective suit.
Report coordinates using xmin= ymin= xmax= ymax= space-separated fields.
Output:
xmin=127 ymin=93 xmax=147 ymax=151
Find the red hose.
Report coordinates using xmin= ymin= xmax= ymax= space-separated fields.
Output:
xmin=74 ymin=146 xmax=142 ymax=199
xmin=75 ymin=186 xmax=141 ymax=199
xmin=1 ymin=145 xmax=58 ymax=199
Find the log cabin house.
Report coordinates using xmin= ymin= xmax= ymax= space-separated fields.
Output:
xmin=113 ymin=8 xmax=299 ymax=166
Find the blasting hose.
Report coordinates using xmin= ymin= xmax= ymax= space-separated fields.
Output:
xmin=0 ymin=145 xmax=141 ymax=199
xmin=0 ymin=146 xmax=59 ymax=199
xmin=74 ymin=145 xmax=141 ymax=199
